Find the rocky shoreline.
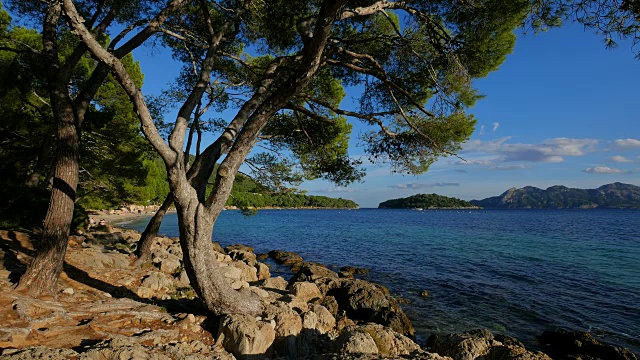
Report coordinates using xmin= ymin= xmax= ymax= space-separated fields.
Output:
xmin=0 ymin=226 xmax=636 ymax=359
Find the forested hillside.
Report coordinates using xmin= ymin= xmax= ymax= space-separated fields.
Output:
xmin=378 ymin=193 xmax=479 ymax=209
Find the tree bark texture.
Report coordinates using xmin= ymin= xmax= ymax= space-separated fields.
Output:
xmin=16 ymin=74 xmax=80 ymax=296
xmin=174 ymin=186 xmax=261 ymax=315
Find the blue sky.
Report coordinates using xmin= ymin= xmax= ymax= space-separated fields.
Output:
xmin=132 ymin=23 xmax=640 ymax=208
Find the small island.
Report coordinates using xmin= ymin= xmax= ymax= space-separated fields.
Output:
xmin=378 ymin=193 xmax=481 ymax=209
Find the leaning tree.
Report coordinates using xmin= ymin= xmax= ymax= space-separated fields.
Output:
xmin=126 ymin=0 xmax=640 ymax=263
xmin=63 ymin=0 xmax=536 ymax=315
xmin=4 ymin=0 xmax=187 ymax=295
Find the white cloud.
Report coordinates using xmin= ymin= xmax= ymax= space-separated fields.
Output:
xmin=462 ymin=137 xmax=598 ymax=163
xmin=390 ymin=182 xmax=459 ymax=189
xmin=490 ymin=164 xmax=532 ymax=171
xmin=610 ymin=155 xmax=633 ymax=163
xmin=456 ymin=159 xmax=495 ymax=166
xmin=612 ymin=138 xmax=640 ymax=150
xmin=583 ymin=166 xmax=631 ymax=174
xmin=492 ymin=122 xmax=500 ymax=132
xmin=462 ymin=137 xmax=511 ymax=153
xmin=316 ymin=187 xmax=357 ymax=193
xmin=478 ymin=125 xmax=485 ymax=135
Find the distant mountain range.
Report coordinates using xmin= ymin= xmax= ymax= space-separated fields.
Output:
xmin=470 ymin=182 xmax=640 ymax=209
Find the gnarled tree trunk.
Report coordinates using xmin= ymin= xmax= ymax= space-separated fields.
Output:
xmin=135 ymin=193 xmax=173 ymax=262
xmin=174 ymin=187 xmax=261 ymax=315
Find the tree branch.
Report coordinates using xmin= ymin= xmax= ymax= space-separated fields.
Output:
xmin=63 ymin=0 xmax=176 ymax=165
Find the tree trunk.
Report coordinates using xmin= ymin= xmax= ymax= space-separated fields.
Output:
xmin=16 ymin=91 xmax=79 ymax=296
xmin=134 ymin=193 xmax=173 ymax=262
xmin=174 ymin=188 xmax=262 ymax=316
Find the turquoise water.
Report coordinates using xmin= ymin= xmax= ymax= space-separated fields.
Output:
xmin=122 ymin=209 xmax=640 ymax=353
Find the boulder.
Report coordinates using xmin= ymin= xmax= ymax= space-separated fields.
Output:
xmin=73 ymin=248 xmax=130 ymax=269
xmin=339 ymin=266 xmax=369 ymax=276
xmin=228 ymin=249 xmax=257 ymax=264
xmin=211 ymin=241 xmax=224 ymax=253
xmin=309 ymin=304 xmax=336 ymax=334
xmin=427 ymin=329 xmax=551 ymax=360
xmin=258 ymin=276 xmax=288 ymax=291
xmin=166 ymin=242 xmax=182 ymax=256
xmin=426 ymin=329 xmax=495 ymax=360
xmin=316 ymin=295 xmax=339 ymax=317
xmin=225 ymin=244 xmax=254 ymax=253
xmin=265 ymin=302 xmax=302 ymax=355
xmin=216 ymin=314 xmax=275 ymax=358
xmin=159 ymin=256 xmax=181 ymax=273
xmin=220 ymin=264 xmax=242 ymax=281
xmin=538 ymin=330 xmax=637 ymax=360
xmin=289 ymin=281 xmax=322 ymax=303
xmin=176 ymin=270 xmax=190 ymax=287
xmin=290 ymin=263 xmax=339 ymax=284
xmin=255 ymin=262 xmax=270 ymax=280
xmin=141 ymin=271 xmax=175 ymax=291
xmin=268 ymin=250 xmax=303 ymax=266
xmin=91 ymin=231 xmax=125 ymax=244
xmin=358 ymin=323 xmax=420 ymax=357
xmin=485 ymin=344 xmax=552 ymax=360
xmin=325 ymin=279 xmax=414 ymax=338
xmin=230 ymin=261 xmax=258 ymax=282
xmin=334 ymin=327 xmax=379 ymax=355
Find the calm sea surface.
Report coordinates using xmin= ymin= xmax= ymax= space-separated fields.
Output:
xmin=122 ymin=209 xmax=640 ymax=353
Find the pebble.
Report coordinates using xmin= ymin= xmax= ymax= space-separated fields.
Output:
xmin=62 ymin=287 xmax=75 ymax=295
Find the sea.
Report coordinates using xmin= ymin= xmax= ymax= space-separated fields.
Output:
xmin=121 ymin=209 xmax=640 ymax=354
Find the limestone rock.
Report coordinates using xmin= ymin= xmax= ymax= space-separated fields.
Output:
xmin=335 ymin=328 xmax=379 ymax=355
xmin=228 ymin=249 xmax=257 ymax=265
xmin=217 ymin=314 xmax=275 ymax=358
xmin=230 ymin=261 xmax=258 ymax=282
xmin=264 ymin=303 xmax=303 ymax=356
xmin=426 ymin=329 xmax=495 ymax=360
xmin=325 ymin=279 xmax=414 ymax=338
xmin=258 ymin=276 xmax=288 ymax=291
xmin=159 ymin=256 xmax=181 ymax=274
xmin=176 ymin=270 xmax=190 ymax=287
xmin=302 ymin=309 xmax=318 ymax=330
xmin=339 ymin=266 xmax=369 ymax=278
xmin=485 ymin=344 xmax=552 ymax=360
xmin=317 ymin=295 xmax=339 ymax=317
xmin=255 ymin=262 xmax=270 ymax=281
xmin=268 ymin=250 xmax=303 ymax=267
xmin=358 ymin=323 xmax=420 ymax=357
xmin=538 ymin=330 xmax=637 ymax=360
xmin=311 ymin=304 xmax=336 ymax=334
xmin=166 ymin=243 xmax=183 ymax=258
xmin=225 ymin=244 xmax=254 ymax=253
xmin=289 ymin=281 xmax=322 ymax=303
xmin=141 ymin=271 xmax=175 ymax=292
xmin=220 ymin=264 xmax=242 ymax=281
xmin=427 ymin=329 xmax=551 ymax=360
xmin=211 ymin=241 xmax=224 ymax=253
xmin=290 ymin=263 xmax=339 ymax=284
